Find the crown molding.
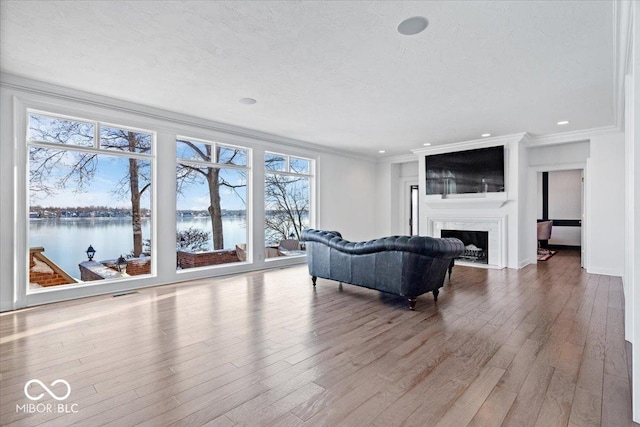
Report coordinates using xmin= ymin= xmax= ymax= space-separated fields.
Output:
xmin=380 ymin=153 xmax=418 ymax=164
xmin=0 ymin=73 xmax=376 ymax=163
xmin=411 ymin=133 xmax=528 ymax=156
xmin=524 ymin=125 xmax=621 ymax=147
xmin=375 ymin=124 xmax=622 ymax=164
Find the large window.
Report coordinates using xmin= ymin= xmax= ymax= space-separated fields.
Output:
xmin=264 ymin=152 xmax=313 ymax=259
xmin=27 ymin=111 xmax=154 ymax=289
xmin=176 ymin=138 xmax=249 ymax=269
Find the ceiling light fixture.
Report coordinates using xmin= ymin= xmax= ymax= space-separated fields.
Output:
xmin=397 ymin=16 xmax=429 ymax=36
xmin=378 ymin=150 xmax=386 ymax=154
xmin=423 ymin=143 xmax=431 ymax=146
xmin=481 ymin=133 xmax=491 ymax=138
xmin=557 ymin=120 xmax=569 ymax=125
xmin=239 ymin=98 xmax=257 ymax=105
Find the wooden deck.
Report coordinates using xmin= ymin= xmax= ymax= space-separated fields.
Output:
xmin=0 ymin=250 xmax=633 ymax=426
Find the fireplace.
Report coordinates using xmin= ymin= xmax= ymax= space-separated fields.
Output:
xmin=441 ymin=230 xmax=489 ymax=264
xmin=429 ymin=217 xmax=506 ymax=268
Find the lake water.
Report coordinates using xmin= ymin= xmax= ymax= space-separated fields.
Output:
xmin=29 ymin=217 xmax=247 ymax=279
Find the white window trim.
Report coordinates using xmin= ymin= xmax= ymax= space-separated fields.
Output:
xmin=264 ymin=151 xmax=315 ymax=262
xmin=25 ymin=110 xmax=158 ymax=295
xmin=176 ymin=135 xmax=253 ymax=270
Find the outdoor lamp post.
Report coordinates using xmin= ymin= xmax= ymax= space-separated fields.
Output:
xmin=86 ymin=245 xmax=96 ymax=261
xmin=116 ymin=255 xmax=127 ymax=272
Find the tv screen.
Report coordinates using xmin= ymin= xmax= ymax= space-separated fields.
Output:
xmin=425 ymin=146 xmax=505 ymax=195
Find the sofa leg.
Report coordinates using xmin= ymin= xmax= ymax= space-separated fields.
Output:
xmin=311 ymin=276 xmax=317 ymax=286
xmin=408 ymin=298 xmax=417 ymax=310
xmin=433 ymin=289 xmax=439 ymax=302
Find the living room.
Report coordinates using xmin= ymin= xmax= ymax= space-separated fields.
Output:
xmin=1 ymin=1 xmax=639 ymax=425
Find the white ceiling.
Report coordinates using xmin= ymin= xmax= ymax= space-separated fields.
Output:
xmin=0 ymin=1 xmax=615 ymax=157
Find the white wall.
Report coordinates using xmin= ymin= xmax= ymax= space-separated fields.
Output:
xmin=395 ymin=161 xmax=419 ymax=235
xmin=400 ymin=161 xmax=419 ymax=177
xmin=389 ymin=163 xmax=402 ymax=235
xmin=623 ymin=2 xmax=640 ymax=421
xmin=548 ymin=170 xmax=582 ymax=219
xmin=0 ymin=84 xmax=14 ymax=311
xmin=517 ymin=138 xmax=530 ymax=267
xmin=374 ymin=161 xmax=393 ymax=237
xmin=0 ymin=76 xmax=377 ymax=311
xmin=318 ymin=153 xmax=376 ymax=241
xmin=397 ymin=161 xmax=419 ymax=235
xmin=588 ymin=132 xmax=625 ymax=276
xmin=529 ymin=141 xmax=590 ymax=166
xmin=374 ymin=159 xmax=420 ymax=237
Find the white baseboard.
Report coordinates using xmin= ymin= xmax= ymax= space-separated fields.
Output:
xmin=519 ymin=258 xmax=535 ymax=268
xmin=0 ymin=301 xmax=15 ymax=312
xmin=587 ymin=266 xmax=623 ymax=277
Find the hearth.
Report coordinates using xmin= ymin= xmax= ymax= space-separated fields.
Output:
xmin=441 ymin=229 xmax=489 ymax=264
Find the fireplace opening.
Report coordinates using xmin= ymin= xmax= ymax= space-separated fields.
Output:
xmin=441 ymin=229 xmax=489 ymax=265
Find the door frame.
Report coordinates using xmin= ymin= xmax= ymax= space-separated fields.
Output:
xmin=399 ymin=177 xmax=418 ymax=235
xmin=527 ymin=162 xmax=587 ymax=267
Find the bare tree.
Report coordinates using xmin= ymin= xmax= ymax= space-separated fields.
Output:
xmin=29 ymin=115 xmax=151 ymax=257
xmin=29 ymin=117 xmax=96 ymax=197
xmin=176 ymin=141 xmax=246 ymax=250
xmin=264 ymin=173 xmax=309 ymax=245
xmin=101 ymin=127 xmax=151 ymax=257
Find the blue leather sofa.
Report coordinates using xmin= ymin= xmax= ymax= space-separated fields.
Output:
xmin=301 ymin=229 xmax=464 ymax=310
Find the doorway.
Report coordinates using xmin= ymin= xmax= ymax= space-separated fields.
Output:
xmin=536 ymin=169 xmax=584 ymax=265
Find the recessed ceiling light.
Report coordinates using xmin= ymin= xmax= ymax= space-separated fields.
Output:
xmin=481 ymin=133 xmax=491 ymax=138
xmin=378 ymin=150 xmax=386 ymax=154
xmin=397 ymin=16 xmax=429 ymax=36
xmin=557 ymin=120 xmax=569 ymax=125
xmin=239 ymin=98 xmax=257 ymax=105
xmin=423 ymin=143 xmax=431 ymax=146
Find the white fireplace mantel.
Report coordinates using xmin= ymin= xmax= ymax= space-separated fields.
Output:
xmin=424 ymin=193 xmax=509 ymax=209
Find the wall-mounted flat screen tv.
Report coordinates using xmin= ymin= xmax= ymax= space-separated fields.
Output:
xmin=425 ymin=145 xmax=505 ymax=195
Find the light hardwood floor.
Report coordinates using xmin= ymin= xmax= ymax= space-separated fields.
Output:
xmin=0 ymin=250 xmax=634 ymax=426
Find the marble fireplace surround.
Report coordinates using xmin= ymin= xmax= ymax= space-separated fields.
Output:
xmin=429 ymin=217 xmax=507 ymax=268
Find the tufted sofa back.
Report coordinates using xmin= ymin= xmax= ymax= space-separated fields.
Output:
xmin=301 ymin=229 xmax=463 ymax=257
xmin=301 ymin=229 xmax=464 ymax=299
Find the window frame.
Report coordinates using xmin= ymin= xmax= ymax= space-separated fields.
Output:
xmin=264 ymin=151 xmax=314 ymax=178
xmin=264 ymin=151 xmax=315 ymax=261
xmin=25 ymin=109 xmax=157 ymax=294
xmin=176 ymin=136 xmax=252 ymax=271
